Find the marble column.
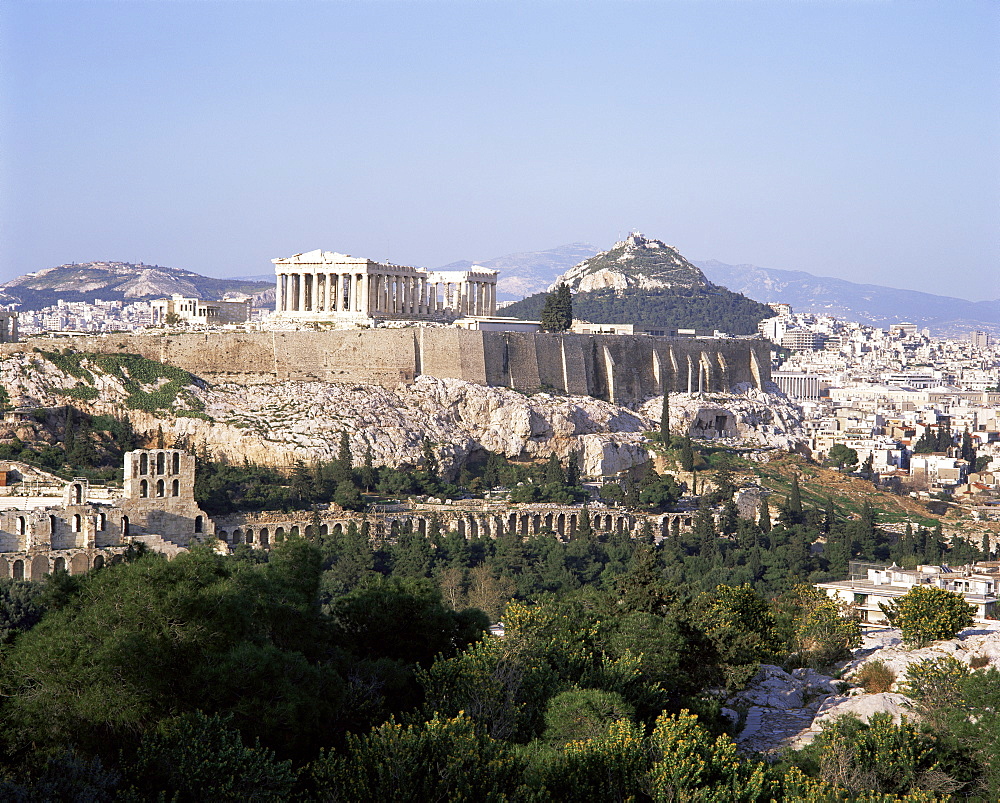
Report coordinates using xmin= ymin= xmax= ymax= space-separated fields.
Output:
xmin=276 ymin=274 xmax=285 ymax=312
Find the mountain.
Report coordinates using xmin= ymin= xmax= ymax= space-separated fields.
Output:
xmin=503 ymin=233 xmax=774 ymax=336
xmin=549 ymin=232 xmax=710 ymax=293
xmin=694 ymin=260 xmax=1000 ymax=336
xmin=0 ymin=262 xmax=274 ymax=309
xmin=439 ymin=243 xmax=598 ymax=301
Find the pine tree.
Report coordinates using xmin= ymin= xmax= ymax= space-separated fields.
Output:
xmin=540 ymin=282 xmax=572 ymax=332
xmin=359 ymin=447 xmax=377 ymax=491
xmin=576 ymin=507 xmax=593 ymax=539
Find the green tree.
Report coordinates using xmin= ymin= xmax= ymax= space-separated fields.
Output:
xmin=540 ymin=282 xmax=572 ymax=333
xmin=649 ymin=710 xmax=767 ymax=802
xmin=542 ymin=687 xmax=635 ymax=746
xmin=125 ymin=711 xmax=295 ymax=801
xmin=659 ymin=381 xmax=671 ymax=442
xmin=680 ymin=436 xmax=695 ymax=472
xmin=697 ymin=584 xmax=782 ymax=688
xmin=826 ymin=443 xmax=859 ymax=471
xmin=310 ymin=712 xmax=522 ymax=803
xmin=883 ymin=585 xmax=975 ymax=647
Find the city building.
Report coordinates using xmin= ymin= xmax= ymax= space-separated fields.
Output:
xmin=150 ymin=294 xmax=251 ymax=326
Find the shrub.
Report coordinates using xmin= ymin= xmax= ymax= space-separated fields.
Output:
xmin=902 ymin=656 xmax=970 ymax=709
xmin=855 ymin=659 xmax=896 ymax=693
xmin=884 ymin=585 xmax=975 ymax=647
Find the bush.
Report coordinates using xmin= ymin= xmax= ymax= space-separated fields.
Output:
xmin=884 ymin=586 xmax=975 ymax=647
xmin=902 ymin=656 xmax=970 ymax=709
xmin=855 ymin=659 xmax=896 ymax=693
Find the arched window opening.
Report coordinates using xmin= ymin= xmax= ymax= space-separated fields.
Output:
xmin=12 ymin=560 xmax=24 ymax=580
xmin=16 ymin=516 xmax=25 ymax=536
xmin=49 ymin=515 xmax=57 ymax=534
xmin=156 ymin=480 xmax=165 ymax=497
xmin=72 ymin=484 xmax=82 ymax=504
xmin=73 ymin=514 xmax=81 ymax=533
xmin=140 ymin=453 xmax=148 ymax=474
xmin=121 ymin=516 xmax=129 ymax=536
xmin=140 ymin=479 xmax=148 ymax=498
xmin=93 ymin=555 xmax=105 ymax=570
xmin=98 ymin=513 xmax=106 ymax=531
xmin=194 ymin=515 xmax=203 ymax=534
xmin=54 ymin=557 xmax=66 ymax=573
xmin=172 ymin=479 xmax=179 ymax=497
xmin=156 ymin=452 xmax=165 ymax=475
xmin=172 ymin=452 xmax=180 ymax=474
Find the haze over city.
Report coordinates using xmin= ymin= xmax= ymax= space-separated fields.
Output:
xmin=1 ymin=0 xmax=997 ymax=301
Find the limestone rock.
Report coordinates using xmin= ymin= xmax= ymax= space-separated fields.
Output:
xmin=812 ymin=692 xmax=920 ymax=728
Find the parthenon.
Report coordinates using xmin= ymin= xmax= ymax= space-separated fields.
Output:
xmin=272 ymin=249 xmax=498 ymax=325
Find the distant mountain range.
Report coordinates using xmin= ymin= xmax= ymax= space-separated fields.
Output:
xmin=693 ymin=261 xmax=1000 ymax=336
xmin=5 ymin=249 xmax=996 ymax=337
xmin=0 ymin=262 xmax=274 ymax=309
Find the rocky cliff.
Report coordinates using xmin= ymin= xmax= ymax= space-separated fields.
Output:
xmin=0 ymin=351 xmax=803 ymax=478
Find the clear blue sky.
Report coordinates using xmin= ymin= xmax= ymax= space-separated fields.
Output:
xmin=1 ymin=0 xmax=997 ymax=300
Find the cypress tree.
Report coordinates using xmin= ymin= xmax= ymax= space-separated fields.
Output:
xmin=788 ymin=474 xmax=803 ymax=518
xmin=660 ymin=380 xmax=671 ymax=443
xmin=576 ymin=507 xmax=593 ymax=539
xmin=758 ymin=496 xmax=772 ymax=533
xmin=680 ymin=436 xmax=695 ymax=472
xmin=540 ymin=282 xmax=573 ymax=332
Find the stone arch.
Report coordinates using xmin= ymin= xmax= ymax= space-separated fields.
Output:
xmin=457 ymin=519 xmax=466 ymax=537
xmin=520 ymin=515 xmax=528 ymax=537
xmin=557 ymin=513 xmax=566 ymax=537
xmin=532 ymin=514 xmax=541 ymax=534
xmin=71 ymin=553 xmax=89 ymax=574
xmin=73 ymin=514 xmax=82 ymax=533
xmin=320 ymin=523 xmax=329 ymax=536
xmin=121 ymin=516 xmax=129 ymax=536
xmin=544 ymin=513 xmax=554 ymax=532
xmin=156 ymin=452 xmax=165 ymax=475
xmin=172 ymin=479 xmax=179 ymax=497
xmin=259 ymin=529 xmax=270 ymax=547
xmin=13 ymin=559 xmax=25 ymax=580
xmin=140 ymin=452 xmax=148 ymax=474
xmin=275 ymin=527 xmax=285 ymax=542
xmin=156 ymin=479 xmax=165 ymax=497
xmin=0 ymin=556 xmax=6 ymax=579
xmin=53 ymin=556 xmax=66 ymax=573
xmin=93 ymin=554 xmax=105 ymax=570
xmin=16 ymin=516 xmax=25 ymax=536
xmin=232 ymin=528 xmax=242 ymax=544
xmin=568 ymin=513 xmax=578 ymax=536
xmin=172 ymin=452 xmax=180 ymax=474
xmin=469 ymin=518 xmax=478 ymax=538
xmin=332 ymin=523 xmax=343 ymax=536
xmin=30 ymin=555 xmax=48 ymax=580
xmin=72 ymin=483 xmax=83 ymax=504
xmin=195 ymin=515 xmax=203 ymax=534
xmin=140 ymin=479 xmax=148 ymax=498
xmin=98 ymin=513 xmax=106 ymax=531
xmin=304 ymin=525 xmax=313 ymax=537
xmin=49 ymin=514 xmax=57 ymax=535
xmin=418 ymin=518 xmax=427 ymax=536
xmin=246 ymin=529 xmax=255 ymax=544
xmin=217 ymin=530 xmax=228 ymax=542
xmin=290 ymin=525 xmax=300 ymax=537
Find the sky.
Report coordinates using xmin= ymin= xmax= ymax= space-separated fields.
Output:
xmin=1 ymin=0 xmax=998 ymax=301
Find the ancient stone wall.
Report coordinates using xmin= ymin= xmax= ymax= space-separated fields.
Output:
xmin=4 ymin=329 xmax=770 ymax=403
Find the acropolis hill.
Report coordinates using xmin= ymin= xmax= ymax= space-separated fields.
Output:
xmin=0 ymin=328 xmax=771 ymax=403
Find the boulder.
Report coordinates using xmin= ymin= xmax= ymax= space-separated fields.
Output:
xmin=812 ymin=692 xmax=920 ymax=729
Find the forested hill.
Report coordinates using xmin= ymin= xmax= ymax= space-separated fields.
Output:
xmin=503 ymin=285 xmax=774 ymax=335
xmin=502 ymin=233 xmax=775 ymax=334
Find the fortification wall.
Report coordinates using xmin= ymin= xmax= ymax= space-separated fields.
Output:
xmin=4 ymin=329 xmax=770 ymax=402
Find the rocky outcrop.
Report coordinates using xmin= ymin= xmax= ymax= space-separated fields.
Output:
xmin=0 ymin=351 xmax=805 ymax=479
